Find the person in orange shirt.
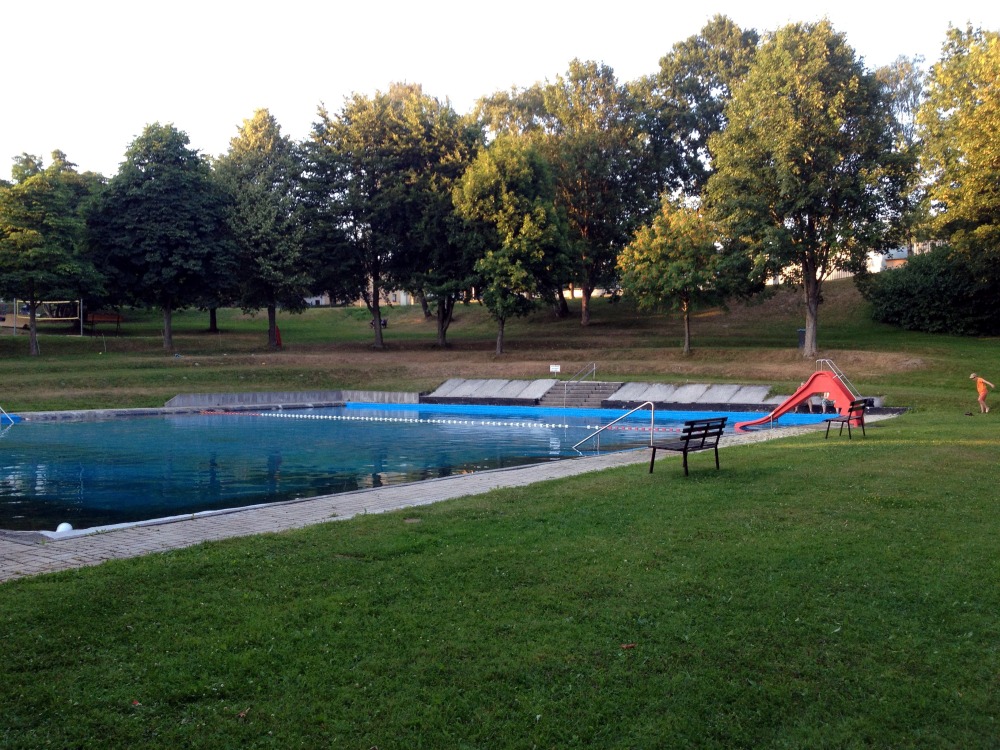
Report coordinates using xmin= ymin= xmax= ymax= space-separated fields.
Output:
xmin=970 ymin=373 xmax=995 ymax=413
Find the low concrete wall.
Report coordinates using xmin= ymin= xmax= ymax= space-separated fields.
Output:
xmin=165 ymin=390 xmax=419 ymax=408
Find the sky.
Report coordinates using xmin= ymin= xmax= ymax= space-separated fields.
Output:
xmin=5 ymin=0 xmax=1000 ymax=178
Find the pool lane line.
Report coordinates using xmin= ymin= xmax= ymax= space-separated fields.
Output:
xmin=201 ymin=410 xmax=688 ymax=432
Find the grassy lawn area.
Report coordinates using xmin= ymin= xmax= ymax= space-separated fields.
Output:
xmin=2 ymin=283 xmax=999 ymax=747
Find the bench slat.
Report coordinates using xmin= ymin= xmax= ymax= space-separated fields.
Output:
xmin=649 ymin=417 xmax=727 ymax=476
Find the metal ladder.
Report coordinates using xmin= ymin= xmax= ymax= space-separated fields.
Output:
xmin=573 ymin=401 xmax=655 ymax=452
xmin=0 ymin=403 xmax=15 ymax=436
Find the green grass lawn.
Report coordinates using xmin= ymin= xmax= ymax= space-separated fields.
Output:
xmin=2 ymin=285 xmax=999 ymax=747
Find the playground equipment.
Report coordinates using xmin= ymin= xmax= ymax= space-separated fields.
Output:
xmin=735 ymin=360 xmax=862 ymax=433
xmin=7 ymin=299 xmax=82 ymax=333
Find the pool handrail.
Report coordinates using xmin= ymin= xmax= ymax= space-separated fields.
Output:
xmin=561 ymin=362 xmax=598 ymax=410
xmin=572 ymin=401 xmax=655 ymax=451
xmin=0 ymin=403 xmax=12 ymax=425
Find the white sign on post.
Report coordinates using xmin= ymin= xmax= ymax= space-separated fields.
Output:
xmin=550 ymin=364 xmax=561 ymax=374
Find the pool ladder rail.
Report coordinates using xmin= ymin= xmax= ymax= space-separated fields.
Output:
xmin=573 ymin=401 xmax=655 ymax=452
xmin=0 ymin=403 xmax=17 ymax=435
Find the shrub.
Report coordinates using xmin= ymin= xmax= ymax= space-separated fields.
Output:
xmin=859 ymin=246 xmax=1000 ymax=335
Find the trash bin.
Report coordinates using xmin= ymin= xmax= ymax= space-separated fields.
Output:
xmin=797 ymin=328 xmax=806 ymax=348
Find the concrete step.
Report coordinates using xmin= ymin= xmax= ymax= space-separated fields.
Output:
xmin=538 ymin=381 xmax=623 ymax=409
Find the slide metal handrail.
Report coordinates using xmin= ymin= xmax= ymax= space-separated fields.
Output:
xmin=816 ymin=359 xmax=862 ymax=399
xmin=573 ymin=401 xmax=655 ymax=451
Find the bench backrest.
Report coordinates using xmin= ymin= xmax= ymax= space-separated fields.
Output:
xmin=680 ymin=417 xmax=728 ymax=447
xmin=845 ymin=399 xmax=868 ymax=418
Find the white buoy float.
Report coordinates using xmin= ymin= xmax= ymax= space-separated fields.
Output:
xmin=56 ymin=522 xmax=73 ymax=533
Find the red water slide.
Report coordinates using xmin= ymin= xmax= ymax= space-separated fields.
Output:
xmin=734 ymin=370 xmax=858 ymax=432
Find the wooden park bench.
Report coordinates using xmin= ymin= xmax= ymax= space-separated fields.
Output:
xmin=84 ymin=311 xmax=123 ymax=335
xmin=648 ymin=417 xmax=728 ymax=476
xmin=824 ymin=398 xmax=868 ymax=439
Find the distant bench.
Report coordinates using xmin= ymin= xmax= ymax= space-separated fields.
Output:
xmin=84 ymin=311 xmax=123 ymax=334
xmin=649 ymin=417 xmax=728 ymax=476
xmin=824 ymin=398 xmax=868 ymax=439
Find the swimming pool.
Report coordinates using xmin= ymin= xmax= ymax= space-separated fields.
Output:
xmin=0 ymin=403 xmax=827 ymax=532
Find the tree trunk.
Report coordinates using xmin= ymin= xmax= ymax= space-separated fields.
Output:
xmin=802 ymin=273 xmax=821 ymax=358
xmin=682 ymin=298 xmax=692 ymax=356
xmin=371 ymin=300 xmax=384 ymax=349
xmin=436 ymin=295 xmax=455 ymax=348
xmin=495 ymin=318 xmax=506 ymax=355
xmin=208 ymin=307 xmax=219 ymax=333
xmin=418 ymin=291 xmax=433 ymax=318
xmin=162 ymin=305 xmax=174 ymax=351
xmin=28 ymin=301 xmax=39 ymax=356
xmin=267 ymin=305 xmax=279 ymax=349
xmin=580 ymin=285 xmax=594 ymax=326
xmin=556 ymin=292 xmax=570 ymax=318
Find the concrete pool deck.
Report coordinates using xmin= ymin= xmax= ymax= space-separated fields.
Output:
xmin=0 ymin=419 xmax=891 ymax=583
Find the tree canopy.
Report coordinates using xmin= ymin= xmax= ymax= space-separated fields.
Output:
xmin=706 ymin=20 xmax=910 ymax=357
xmin=215 ymin=109 xmax=310 ymax=349
xmin=918 ymin=26 xmax=1000 ymax=263
xmin=454 ymin=134 xmax=567 ymax=354
xmin=638 ymin=15 xmax=759 ymax=196
xmin=87 ymin=123 xmax=234 ymax=350
xmin=7 ymin=16 xmax=993 ymax=348
xmin=304 ymin=84 xmax=473 ymax=349
xmin=618 ymin=197 xmax=729 ymax=355
xmin=0 ymin=151 xmax=103 ymax=354
xmin=479 ymin=60 xmax=653 ymax=326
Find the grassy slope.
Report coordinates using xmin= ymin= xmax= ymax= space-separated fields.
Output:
xmin=0 ymin=281 xmax=990 ymax=413
xmin=2 ymin=283 xmax=999 ymax=748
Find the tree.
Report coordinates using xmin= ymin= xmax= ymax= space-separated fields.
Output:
xmin=304 ymin=84 xmax=470 ymax=349
xmin=875 ymin=55 xmax=928 ymax=252
xmin=393 ymin=110 xmax=483 ymax=348
xmin=917 ymin=26 xmax=1000 ymax=266
xmin=479 ymin=60 xmax=653 ymax=326
xmin=636 ymin=15 xmax=759 ymax=196
xmin=215 ymin=109 xmax=310 ymax=349
xmin=87 ymin=123 xmax=234 ymax=351
xmin=705 ymin=20 xmax=911 ymax=357
xmin=618 ymin=197 xmax=726 ymax=355
xmin=453 ymin=134 xmax=566 ymax=354
xmin=877 ymin=55 xmax=925 ymax=151
xmin=0 ymin=152 xmax=103 ymax=355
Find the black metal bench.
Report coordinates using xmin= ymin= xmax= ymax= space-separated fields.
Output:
xmin=649 ymin=417 xmax=728 ymax=476
xmin=824 ymin=398 xmax=868 ymax=439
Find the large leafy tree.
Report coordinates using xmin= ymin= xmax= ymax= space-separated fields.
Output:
xmin=304 ymin=84 xmax=471 ymax=349
xmin=395 ymin=110 xmax=483 ymax=348
xmin=0 ymin=151 xmax=103 ymax=355
xmin=636 ymin=15 xmax=759 ymax=196
xmin=917 ymin=26 xmax=1000 ymax=265
xmin=875 ymin=55 xmax=928 ymax=252
xmin=215 ymin=109 xmax=310 ymax=349
xmin=706 ymin=20 xmax=911 ymax=357
xmin=87 ymin=123 xmax=235 ymax=350
xmin=453 ymin=134 xmax=567 ymax=354
xmin=479 ymin=60 xmax=653 ymax=326
xmin=618 ymin=197 xmax=729 ymax=355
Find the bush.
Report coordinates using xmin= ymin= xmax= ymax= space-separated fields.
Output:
xmin=859 ymin=246 xmax=1000 ymax=335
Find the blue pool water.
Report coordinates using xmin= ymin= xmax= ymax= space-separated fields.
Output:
xmin=0 ymin=403 xmax=827 ymax=531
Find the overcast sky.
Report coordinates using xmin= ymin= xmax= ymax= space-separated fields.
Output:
xmin=5 ymin=0 xmax=999 ymax=178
